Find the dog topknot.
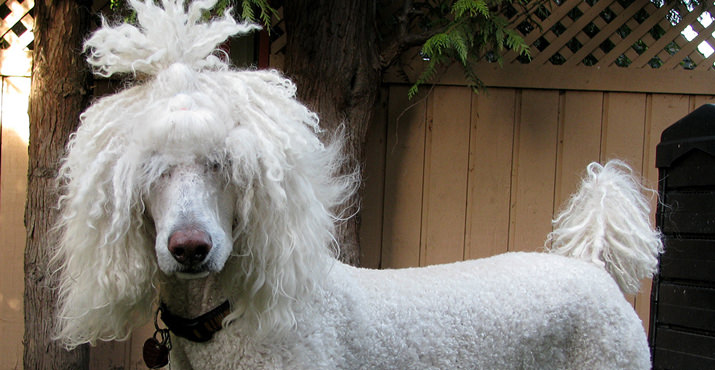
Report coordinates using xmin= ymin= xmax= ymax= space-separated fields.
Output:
xmin=84 ymin=0 xmax=260 ymax=77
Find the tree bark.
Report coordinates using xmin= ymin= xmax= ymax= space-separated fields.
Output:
xmin=283 ymin=0 xmax=381 ymax=266
xmin=24 ymin=1 xmax=93 ymax=369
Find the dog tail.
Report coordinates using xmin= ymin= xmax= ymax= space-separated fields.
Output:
xmin=545 ymin=160 xmax=663 ymax=295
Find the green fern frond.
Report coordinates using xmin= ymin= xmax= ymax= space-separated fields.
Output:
xmin=409 ymin=56 xmax=444 ymax=99
xmin=240 ymin=0 xmax=278 ymax=31
xmin=241 ymin=1 xmax=255 ymax=21
xmin=453 ymin=0 xmax=490 ymax=18
xmin=460 ymin=59 xmax=485 ymax=94
xmin=505 ymin=29 xmax=530 ymax=58
xmin=410 ymin=0 xmax=533 ymax=98
xmin=450 ymin=32 xmax=470 ymax=64
xmin=422 ymin=33 xmax=450 ymax=58
xmin=408 ymin=84 xmax=421 ymax=100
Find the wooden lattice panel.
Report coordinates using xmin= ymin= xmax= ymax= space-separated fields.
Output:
xmin=505 ymin=0 xmax=715 ymax=70
xmin=0 ymin=0 xmax=34 ymax=76
xmin=0 ymin=0 xmax=34 ymax=51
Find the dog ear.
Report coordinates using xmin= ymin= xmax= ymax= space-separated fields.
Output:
xmin=220 ymin=72 xmax=358 ymax=337
xmin=224 ymin=140 xmax=345 ymax=337
xmin=53 ymin=107 xmax=157 ymax=348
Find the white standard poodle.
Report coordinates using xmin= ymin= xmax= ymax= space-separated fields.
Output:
xmin=53 ymin=1 xmax=663 ymax=369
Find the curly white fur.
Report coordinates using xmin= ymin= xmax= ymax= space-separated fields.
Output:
xmin=85 ymin=0 xmax=260 ymax=76
xmin=54 ymin=0 xmax=353 ymax=347
xmin=54 ymin=1 xmax=662 ymax=369
xmin=546 ymin=161 xmax=663 ymax=295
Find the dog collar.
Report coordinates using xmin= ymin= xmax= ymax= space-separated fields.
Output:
xmin=159 ymin=300 xmax=231 ymax=343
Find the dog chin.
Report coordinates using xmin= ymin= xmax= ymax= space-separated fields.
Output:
xmin=174 ymin=270 xmax=211 ymax=280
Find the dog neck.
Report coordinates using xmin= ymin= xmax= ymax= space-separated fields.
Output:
xmin=160 ymin=272 xmax=228 ymax=319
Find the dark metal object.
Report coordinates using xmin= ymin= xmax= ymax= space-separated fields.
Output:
xmin=651 ymin=104 xmax=715 ymax=369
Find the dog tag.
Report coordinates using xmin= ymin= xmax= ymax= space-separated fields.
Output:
xmin=143 ymin=337 xmax=170 ymax=369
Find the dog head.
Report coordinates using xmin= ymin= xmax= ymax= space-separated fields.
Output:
xmin=53 ymin=0 xmax=355 ymax=348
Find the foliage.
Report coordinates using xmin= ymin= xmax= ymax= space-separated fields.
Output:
xmin=109 ymin=0 xmax=533 ymax=99
xmin=409 ymin=0 xmax=532 ymax=98
xmin=216 ymin=0 xmax=277 ymax=31
xmin=110 ymin=0 xmax=277 ymax=30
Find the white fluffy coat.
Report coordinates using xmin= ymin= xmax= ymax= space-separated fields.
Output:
xmin=53 ymin=1 xmax=663 ymax=369
xmin=170 ymin=254 xmax=652 ymax=369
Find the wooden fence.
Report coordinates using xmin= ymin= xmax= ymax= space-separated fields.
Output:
xmin=0 ymin=73 xmax=30 ymax=370
xmin=0 ymin=0 xmax=33 ymax=368
xmin=356 ymin=0 xmax=715 ymax=338
xmin=359 ymin=85 xmax=715 ymax=336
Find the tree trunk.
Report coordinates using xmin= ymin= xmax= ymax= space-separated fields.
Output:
xmin=24 ymin=1 xmax=92 ymax=369
xmin=283 ymin=0 xmax=382 ymax=266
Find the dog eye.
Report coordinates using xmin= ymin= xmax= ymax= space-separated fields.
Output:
xmin=159 ymin=165 xmax=174 ymax=179
xmin=207 ymin=160 xmax=221 ymax=172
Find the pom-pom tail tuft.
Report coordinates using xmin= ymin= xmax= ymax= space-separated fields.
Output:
xmin=546 ymin=160 xmax=663 ymax=295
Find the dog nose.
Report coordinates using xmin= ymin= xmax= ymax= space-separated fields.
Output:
xmin=168 ymin=228 xmax=212 ymax=266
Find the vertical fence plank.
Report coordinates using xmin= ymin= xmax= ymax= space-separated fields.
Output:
xmin=421 ymin=86 xmax=472 ymax=266
xmin=509 ymin=89 xmax=560 ymax=252
xmin=465 ymin=88 xmax=516 ymax=260
xmin=599 ymin=92 xmax=649 ymax=311
xmin=601 ymin=92 xmax=647 ymax=167
xmin=381 ymin=85 xmax=427 ymax=268
xmin=692 ymin=95 xmax=715 ymax=108
xmin=359 ymin=88 xmax=388 ymax=269
xmin=0 ymin=76 xmax=30 ymax=370
xmin=554 ymin=91 xmax=603 ymax=210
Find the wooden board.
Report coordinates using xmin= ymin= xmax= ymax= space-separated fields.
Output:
xmin=691 ymin=95 xmax=715 ymax=109
xmin=600 ymin=92 xmax=649 ymax=309
xmin=381 ymin=85 xmax=427 ymax=268
xmin=554 ymin=91 xmax=603 ymax=210
xmin=465 ymin=88 xmax=516 ymax=259
xmin=385 ymin=61 xmax=715 ymax=95
xmin=509 ymin=89 xmax=560 ymax=252
xmin=600 ymin=92 xmax=647 ymax=167
xmin=0 ymin=76 xmax=30 ymax=370
xmin=420 ymin=86 xmax=471 ymax=266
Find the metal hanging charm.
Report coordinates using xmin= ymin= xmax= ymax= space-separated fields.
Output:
xmin=143 ymin=307 xmax=172 ymax=369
